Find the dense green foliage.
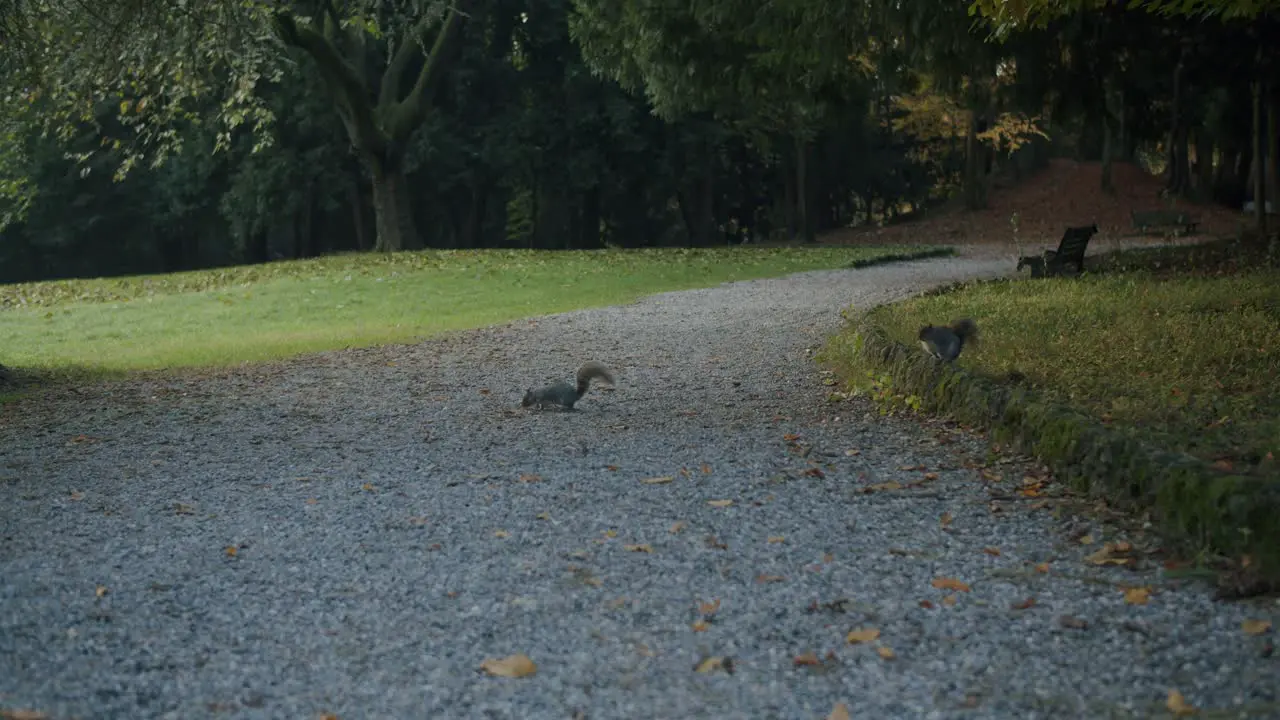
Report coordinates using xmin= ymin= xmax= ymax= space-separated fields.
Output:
xmin=0 ymin=0 xmax=1276 ymax=285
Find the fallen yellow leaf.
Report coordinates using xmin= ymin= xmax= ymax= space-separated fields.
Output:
xmin=707 ymin=499 xmax=734 ymax=508
xmin=535 ymin=512 xmax=550 ymax=520
xmin=767 ymin=536 xmax=786 ymax=544
xmin=942 ymin=594 xmax=958 ymax=606
xmin=827 ymin=703 xmax=851 ymax=720
xmin=940 ymin=511 xmax=954 ymax=528
xmin=793 ymin=652 xmax=823 ymax=667
xmin=701 ymin=463 xmax=713 ymax=474
xmin=691 ymin=619 xmax=710 ymax=632
xmin=1123 ymin=587 xmax=1151 ymax=605
xmin=1166 ymin=689 xmax=1197 ymax=716
xmin=845 ymin=449 xmax=861 ymax=456
xmin=846 ymin=628 xmax=881 ymax=644
xmin=224 ymin=546 xmax=238 ymax=557
xmin=518 ymin=473 xmax=542 ymax=483
xmin=669 ymin=521 xmax=687 ymax=534
xmin=641 ymin=476 xmax=674 ymax=485
xmin=479 ymin=654 xmax=537 ymax=678
xmin=2 ymin=711 xmax=51 ymax=720
xmin=493 ymin=530 xmax=510 ymax=538
xmin=877 ymin=646 xmax=896 ymax=660
xmin=694 ymin=656 xmax=731 ymax=673
xmin=931 ymin=577 xmax=971 ymax=593
xmin=698 ymin=599 xmax=721 ymax=615
xmin=755 ymin=574 xmax=786 ymax=584
xmin=1242 ymin=619 xmax=1272 ymax=635
xmin=361 ymin=482 xmax=376 ymax=492
xmin=623 ymin=544 xmax=652 ymax=553
xmin=95 ymin=585 xmax=108 ymax=598
xmin=1034 ymin=562 xmax=1050 ymax=574
xmin=983 ymin=547 xmax=1001 ymax=556
xmin=1078 ymin=534 xmax=1095 ymax=545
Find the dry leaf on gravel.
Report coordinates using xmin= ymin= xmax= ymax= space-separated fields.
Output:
xmin=793 ymin=652 xmax=823 ymax=667
xmin=1034 ymin=562 xmax=1050 ymax=574
xmin=983 ymin=547 xmax=1001 ymax=556
xmin=877 ymin=646 xmax=896 ymax=660
xmin=940 ymin=512 xmax=953 ymax=528
xmin=827 ymin=703 xmax=851 ymax=720
xmin=1 ymin=711 xmax=50 ymax=720
xmin=1166 ymin=689 xmax=1197 ymax=716
xmin=479 ymin=654 xmax=538 ymax=678
xmin=846 ymin=628 xmax=881 ymax=644
xmin=694 ymin=656 xmax=732 ymax=674
xmin=493 ymin=530 xmax=510 ymax=538
xmin=623 ymin=544 xmax=652 ymax=553
xmin=931 ymin=577 xmax=971 ymax=593
xmin=1242 ymin=619 xmax=1272 ymax=635
xmin=224 ymin=546 xmax=238 ymax=557
xmin=767 ymin=536 xmax=786 ymax=544
xmin=698 ymin=599 xmax=721 ymax=615
xmin=707 ymin=499 xmax=734 ymax=508
xmin=942 ymin=594 xmax=958 ymax=607
xmin=691 ymin=619 xmax=710 ymax=632
xmin=701 ymin=463 xmax=712 ymax=474
xmin=1058 ymin=615 xmax=1089 ymax=630
xmin=361 ymin=482 xmax=376 ymax=492
xmin=756 ymin=574 xmax=786 ymax=584
xmin=845 ymin=449 xmax=861 ymax=456
xmin=95 ymin=585 xmax=108 ymax=598
xmin=1011 ymin=597 xmax=1036 ymax=610
xmin=1087 ymin=542 xmax=1135 ymax=566
xmin=919 ymin=599 xmax=935 ymax=609
xmin=862 ymin=481 xmax=903 ymax=493
xmin=1123 ymin=587 xmax=1151 ymax=605
xmin=641 ymin=476 xmax=674 ymax=485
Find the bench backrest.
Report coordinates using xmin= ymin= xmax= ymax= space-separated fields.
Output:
xmin=1055 ymin=224 xmax=1096 ymax=259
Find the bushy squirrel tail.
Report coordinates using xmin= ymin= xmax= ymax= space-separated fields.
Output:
xmin=574 ymin=361 xmax=615 ymax=398
xmin=950 ymin=318 xmax=978 ymax=344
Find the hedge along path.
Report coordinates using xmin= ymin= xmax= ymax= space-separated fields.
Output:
xmin=830 ymin=311 xmax=1280 ymax=587
xmin=0 ymin=255 xmax=1275 ymax=719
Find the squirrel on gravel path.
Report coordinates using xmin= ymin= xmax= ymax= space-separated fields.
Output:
xmin=918 ymin=319 xmax=978 ymax=362
xmin=521 ymin=361 xmax=615 ymax=410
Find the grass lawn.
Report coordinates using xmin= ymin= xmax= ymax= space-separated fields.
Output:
xmin=0 ymin=245 xmax=946 ymax=377
xmin=861 ymin=253 xmax=1280 ymax=476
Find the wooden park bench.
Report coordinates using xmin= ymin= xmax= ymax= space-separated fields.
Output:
xmin=1016 ymin=223 xmax=1097 ymax=278
xmin=1130 ymin=208 xmax=1198 ymax=236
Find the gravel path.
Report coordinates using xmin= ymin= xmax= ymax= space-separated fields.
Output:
xmin=2 ymin=256 xmax=1276 ymax=720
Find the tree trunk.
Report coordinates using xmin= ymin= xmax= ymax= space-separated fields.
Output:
xmin=348 ymin=180 xmax=368 ymax=252
xmin=1253 ymin=75 xmax=1267 ymax=232
xmin=963 ymin=112 xmax=986 ymax=211
xmin=1268 ymin=90 xmax=1278 ymax=214
xmin=461 ymin=181 xmax=489 ymax=248
xmin=369 ymin=159 xmax=421 ymax=252
xmin=1166 ymin=49 xmax=1189 ymax=195
xmin=1101 ymin=113 xmax=1115 ymax=195
xmin=795 ymin=135 xmax=812 ymax=242
xmin=580 ymin=185 xmax=601 ymax=248
xmin=1194 ymin=132 xmax=1214 ymax=200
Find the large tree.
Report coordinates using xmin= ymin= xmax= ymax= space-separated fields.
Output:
xmin=0 ymin=0 xmax=474 ymax=251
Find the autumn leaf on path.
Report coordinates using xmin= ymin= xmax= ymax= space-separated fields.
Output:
xmin=1011 ymin=597 xmax=1036 ymax=610
xmin=1123 ymin=587 xmax=1151 ymax=605
xmin=479 ymin=654 xmax=537 ymax=678
xmin=846 ymin=628 xmax=880 ymax=644
xmin=641 ymin=476 xmax=674 ymax=485
xmin=827 ymin=703 xmax=851 ymax=720
xmin=862 ymin=481 xmax=903 ymax=493
xmin=698 ymin=599 xmax=721 ymax=615
xmin=707 ymin=499 xmax=734 ymax=508
xmin=493 ymin=530 xmax=510 ymax=539
xmin=767 ymin=536 xmax=786 ymax=544
xmin=95 ymin=585 xmax=108 ymax=598
xmin=669 ymin=521 xmax=687 ymax=534
xmin=755 ymin=574 xmax=786 ymax=584
xmin=877 ymin=646 xmax=896 ymax=660
xmin=942 ymin=594 xmax=958 ymax=606
xmin=931 ymin=577 xmax=971 ymax=593
xmin=694 ymin=656 xmax=733 ymax=674
xmin=983 ymin=547 xmax=1001 ymax=556
xmin=623 ymin=544 xmax=652 ymax=553
xmin=691 ymin=619 xmax=710 ymax=632
xmin=1 ymin=710 xmax=50 ymax=720
xmin=1086 ymin=541 xmax=1135 ymax=566
xmin=1165 ymin=689 xmax=1197 ymax=716
xmin=518 ymin=473 xmax=542 ymax=483
xmin=1034 ymin=562 xmax=1050 ymax=574
xmin=1242 ymin=619 xmax=1272 ymax=635
xmin=224 ymin=545 xmax=238 ymax=557
xmin=793 ymin=652 xmax=823 ymax=667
